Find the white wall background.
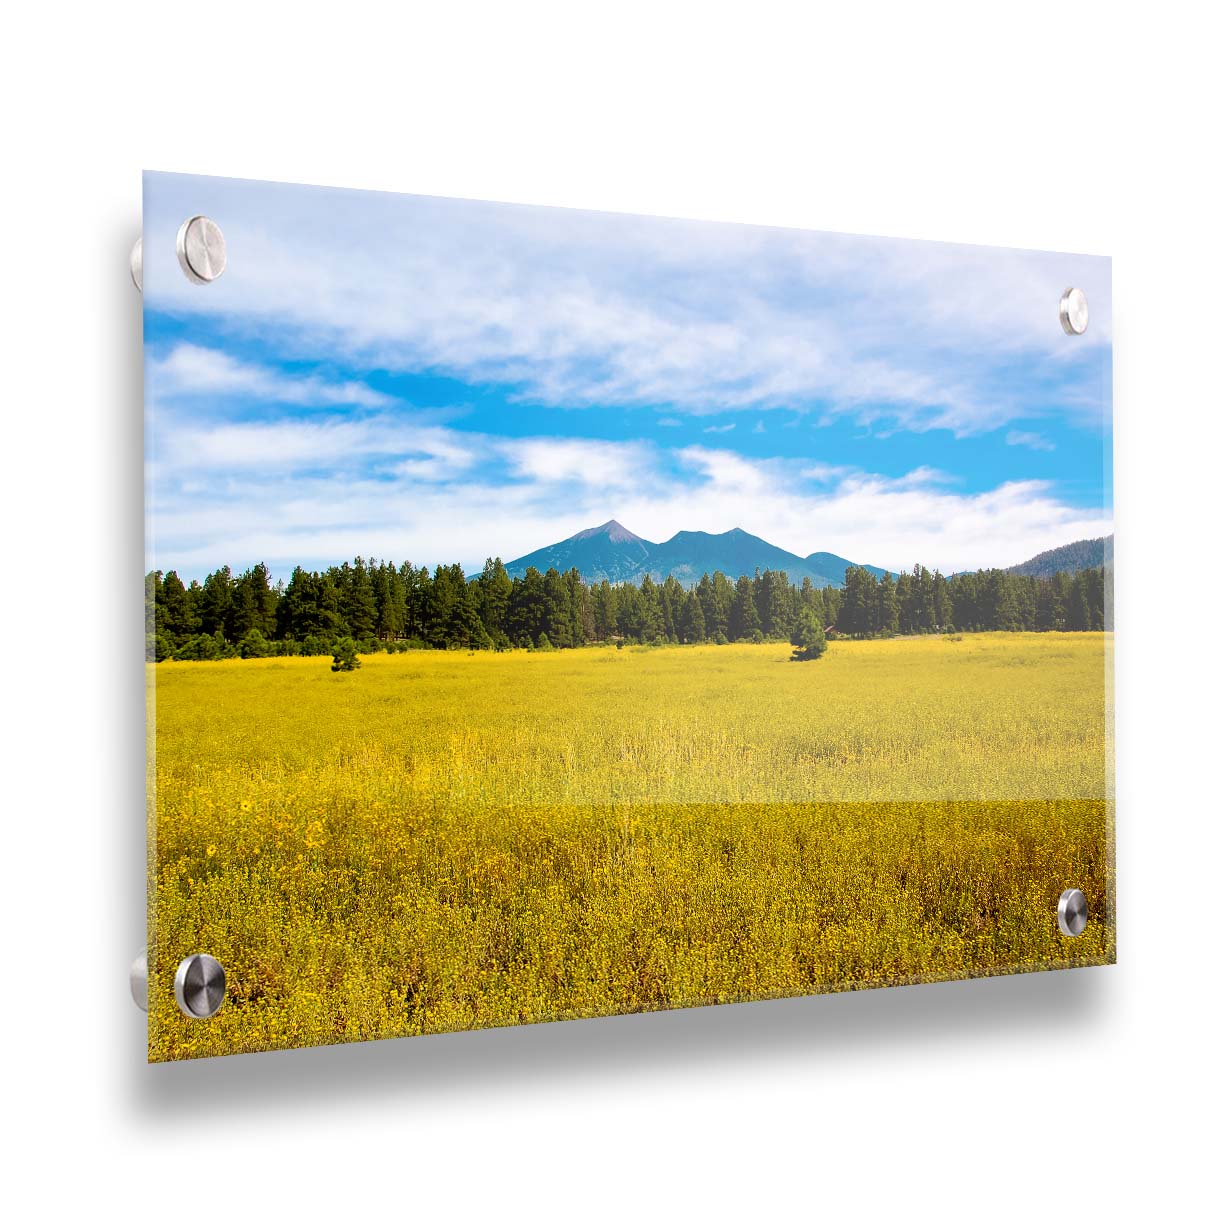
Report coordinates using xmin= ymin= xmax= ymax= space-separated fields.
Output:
xmin=3 ymin=2 xmax=1220 ymax=1217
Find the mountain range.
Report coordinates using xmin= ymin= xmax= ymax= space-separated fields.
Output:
xmin=495 ymin=520 xmax=1113 ymax=589
xmin=501 ymin=520 xmax=889 ymax=589
xmin=1005 ymin=535 xmax=1113 ymax=578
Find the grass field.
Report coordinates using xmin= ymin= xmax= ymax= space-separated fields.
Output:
xmin=147 ymin=633 xmax=1113 ymax=1060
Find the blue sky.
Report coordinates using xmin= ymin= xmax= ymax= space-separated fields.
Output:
xmin=144 ymin=172 xmax=1112 ymax=581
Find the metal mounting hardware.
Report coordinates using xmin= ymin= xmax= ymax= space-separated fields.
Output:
xmin=1059 ymin=287 xmax=1088 ymax=335
xmin=176 ymin=215 xmax=227 ymax=285
xmin=174 ymin=954 xmax=227 ymax=1019
xmin=1057 ymin=887 xmax=1089 ymax=937
xmin=130 ymin=237 xmax=143 ymax=293
xmin=130 ymin=949 xmax=147 ymax=1011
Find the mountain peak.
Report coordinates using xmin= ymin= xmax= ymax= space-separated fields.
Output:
xmin=570 ymin=519 xmax=644 ymax=544
xmin=501 ymin=518 xmax=655 ymax=585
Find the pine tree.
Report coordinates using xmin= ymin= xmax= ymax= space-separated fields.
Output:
xmin=616 ymin=582 xmax=645 ymax=642
xmin=542 ymin=567 xmax=574 ymax=648
xmin=509 ymin=567 xmax=546 ymax=646
xmin=760 ymin=570 xmax=793 ymax=639
xmin=932 ymin=571 xmax=950 ymax=631
xmin=343 ymin=557 xmax=378 ymax=641
xmin=565 ymin=567 xmax=591 ymax=646
xmin=198 ymin=566 xmax=234 ymax=637
xmin=477 ymin=557 xmax=512 ymax=638
xmin=699 ymin=572 xmax=733 ymax=639
xmin=331 ymin=637 xmax=361 ymax=672
xmin=661 ymin=575 xmax=685 ymax=642
xmin=729 ymin=575 xmax=761 ymax=640
xmin=638 ymin=575 xmax=665 ymax=643
xmin=375 ymin=562 xmax=407 ymax=641
xmin=876 ymin=572 xmax=899 ymax=636
xmin=790 ymin=607 xmax=828 ymax=661
xmin=592 ymin=580 xmax=617 ymax=640
xmin=837 ymin=567 xmax=873 ymax=637
xmin=425 ymin=564 xmax=459 ymax=647
xmin=161 ymin=570 xmax=195 ymax=641
xmin=678 ymin=590 xmax=707 ymax=643
xmin=445 ymin=568 xmax=487 ymax=647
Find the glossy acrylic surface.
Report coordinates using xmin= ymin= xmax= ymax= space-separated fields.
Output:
xmin=144 ymin=172 xmax=1113 ymax=1061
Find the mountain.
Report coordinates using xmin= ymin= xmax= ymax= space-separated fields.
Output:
xmin=1007 ymin=535 xmax=1114 ymax=578
xmin=502 ymin=519 xmax=654 ymax=584
xmin=805 ymin=551 xmax=890 ymax=585
xmin=501 ymin=520 xmax=883 ymax=588
xmin=647 ymin=528 xmax=824 ymax=587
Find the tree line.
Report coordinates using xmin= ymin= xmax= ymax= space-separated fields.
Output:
xmin=144 ymin=557 xmax=1109 ymax=661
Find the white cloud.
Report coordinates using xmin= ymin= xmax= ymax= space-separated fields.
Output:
xmin=1006 ymin=429 xmax=1056 ymax=451
xmin=800 ymin=462 xmax=849 ymax=483
xmin=157 ymin=415 xmax=479 ymax=479
xmin=838 ymin=466 xmax=957 ymax=494
xmin=149 ymin=419 xmax=1111 ymax=578
xmin=702 ymin=423 xmax=736 ymax=434
xmin=498 ymin=437 xmax=651 ymax=488
xmin=606 ymin=461 xmax=1109 ymax=575
xmin=676 ymin=446 xmax=771 ymax=496
xmin=149 ymin=343 xmax=390 ymax=408
xmin=142 ymin=174 xmax=1112 ymax=437
xmin=139 ymin=171 xmax=1111 ymax=580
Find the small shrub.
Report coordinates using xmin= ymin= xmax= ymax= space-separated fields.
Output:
xmin=175 ymin=632 xmax=224 ymax=661
xmin=238 ymin=628 xmax=272 ymax=659
xmin=331 ymin=638 xmax=361 ymax=672
xmin=790 ymin=608 xmax=828 ymax=662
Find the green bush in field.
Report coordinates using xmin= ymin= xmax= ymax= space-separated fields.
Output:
xmin=238 ymin=629 xmax=272 ymax=659
xmin=790 ymin=608 xmax=828 ymax=661
xmin=174 ymin=631 xmax=231 ymax=661
xmin=331 ymin=638 xmax=361 ymax=672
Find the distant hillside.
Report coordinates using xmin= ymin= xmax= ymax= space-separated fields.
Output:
xmin=501 ymin=520 xmax=884 ymax=588
xmin=805 ymin=551 xmax=890 ymax=585
xmin=1007 ymin=535 xmax=1114 ymax=578
xmin=646 ymin=528 xmax=828 ymax=587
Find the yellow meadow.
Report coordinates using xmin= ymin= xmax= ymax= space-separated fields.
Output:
xmin=148 ymin=634 xmax=1112 ymax=1060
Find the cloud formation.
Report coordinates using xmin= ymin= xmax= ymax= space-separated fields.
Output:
xmin=149 ymin=343 xmax=390 ymax=408
xmin=143 ymin=174 xmax=1111 ymax=437
xmin=140 ymin=174 xmax=1111 ymax=581
xmin=1006 ymin=429 xmax=1057 ymax=452
xmin=148 ymin=414 xmax=1111 ymax=579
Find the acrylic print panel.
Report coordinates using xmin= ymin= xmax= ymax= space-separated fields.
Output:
xmin=143 ymin=172 xmax=1114 ymax=1061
